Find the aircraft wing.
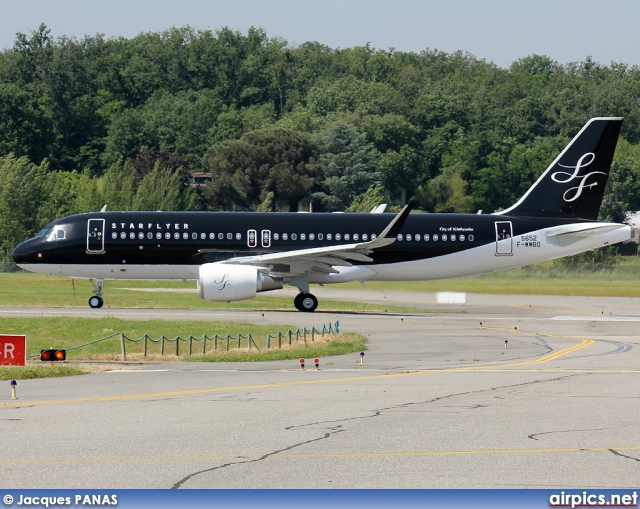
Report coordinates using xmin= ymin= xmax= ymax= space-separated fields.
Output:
xmin=218 ymin=204 xmax=411 ymax=274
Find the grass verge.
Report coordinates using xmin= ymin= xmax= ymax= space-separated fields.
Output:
xmin=0 ymin=273 xmax=423 ymax=312
xmin=0 ymin=365 xmax=88 ymax=380
xmin=0 ymin=317 xmax=366 ymax=377
xmin=186 ymin=332 xmax=366 ymax=362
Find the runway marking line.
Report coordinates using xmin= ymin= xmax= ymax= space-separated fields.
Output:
xmin=1 ymin=445 xmax=639 ymax=466
xmin=508 ymin=304 xmax=603 ymax=315
xmin=0 ymin=330 xmax=596 ymax=409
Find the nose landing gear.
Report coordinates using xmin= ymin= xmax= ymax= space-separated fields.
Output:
xmin=88 ymin=278 xmax=104 ymax=308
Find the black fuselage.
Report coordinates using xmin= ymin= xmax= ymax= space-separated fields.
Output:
xmin=13 ymin=210 xmax=579 ymax=268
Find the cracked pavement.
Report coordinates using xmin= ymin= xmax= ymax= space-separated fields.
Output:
xmin=1 ymin=292 xmax=639 ymax=488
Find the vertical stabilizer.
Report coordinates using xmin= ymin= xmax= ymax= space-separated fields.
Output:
xmin=497 ymin=117 xmax=623 ymax=219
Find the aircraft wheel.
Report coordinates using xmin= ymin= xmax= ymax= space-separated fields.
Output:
xmin=293 ymin=293 xmax=305 ymax=311
xmin=89 ymin=296 xmax=103 ymax=309
xmin=299 ymin=293 xmax=318 ymax=312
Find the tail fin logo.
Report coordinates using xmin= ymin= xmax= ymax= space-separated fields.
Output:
xmin=551 ymin=153 xmax=605 ymax=202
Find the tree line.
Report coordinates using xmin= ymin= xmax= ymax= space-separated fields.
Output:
xmin=2 ymin=23 xmax=640 ymax=255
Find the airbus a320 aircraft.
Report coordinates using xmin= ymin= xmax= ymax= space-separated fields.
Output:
xmin=12 ymin=117 xmax=632 ymax=312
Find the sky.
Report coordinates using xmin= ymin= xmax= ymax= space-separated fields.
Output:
xmin=1 ymin=0 xmax=639 ymax=69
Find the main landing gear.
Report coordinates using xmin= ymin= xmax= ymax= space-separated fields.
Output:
xmin=88 ymin=278 xmax=104 ymax=309
xmin=294 ymin=292 xmax=318 ymax=312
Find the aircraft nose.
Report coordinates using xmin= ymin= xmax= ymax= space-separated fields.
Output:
xmin=12 ymin=240 xmax=38 ymax=264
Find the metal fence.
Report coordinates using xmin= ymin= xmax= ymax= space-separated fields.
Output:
xmin=28 ymin=322 xmax=340 ymax=360
xmin=0 ymin=255 xmax=18 ymax=273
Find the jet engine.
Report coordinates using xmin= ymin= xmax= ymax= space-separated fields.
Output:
xmin=197 ymin=263 xmax=283 ymax=301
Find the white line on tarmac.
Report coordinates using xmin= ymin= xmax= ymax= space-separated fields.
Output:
xmin=551 ymin=315 xmax=640 ymax=321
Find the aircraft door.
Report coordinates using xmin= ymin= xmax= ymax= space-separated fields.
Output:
xmin=495 ymin=221 xmax=513 ymax=255
xmin=261 ymin=230 xmax=271 ymax=248
xmin=87 ymin=219 xmax=105 ymax=253
xmin=248 ymin=229 xmax=257 ymax=248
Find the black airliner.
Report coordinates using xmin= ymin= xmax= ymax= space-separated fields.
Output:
xmin=12 ymin=117 xmax=632 ymax=312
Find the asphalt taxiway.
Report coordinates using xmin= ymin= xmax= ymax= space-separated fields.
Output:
xmin=0 ymin=291 xmax=638 ymax=488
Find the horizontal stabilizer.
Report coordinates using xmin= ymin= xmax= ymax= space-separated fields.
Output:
xmin=546 ymin=223 xmax=631 ymax=247
xmin=546 ymin=223 xmax=626 ymax=238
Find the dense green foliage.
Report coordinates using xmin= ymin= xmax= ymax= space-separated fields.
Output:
xmin=2 ymin=23 xmax=640 ymax=255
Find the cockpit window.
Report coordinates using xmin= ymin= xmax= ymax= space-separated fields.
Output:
xmin=35 ymin=226 xmax=53 ymax=238
xmin=45 ymin=226 xmax=66 ymax=241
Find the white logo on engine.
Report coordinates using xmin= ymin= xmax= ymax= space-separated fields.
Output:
xmin=551 ymin=152 xmax=605 ymax=202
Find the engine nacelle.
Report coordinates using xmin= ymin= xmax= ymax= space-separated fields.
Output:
xmin=197 ymin=263 xmax=283 ymax=301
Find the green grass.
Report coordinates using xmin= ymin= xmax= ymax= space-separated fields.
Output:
xmin=0 ymin=315 xmax=366 ymax=378
xmin=3 ymin=259 xmax=640 ymax=308
xmin=0 ymin=365 xmax=88 ymax=381
xmin=0 ymin=273 xmax=423 ymax=312
xmin=335 ymin=259 xmax=640 ymax=297
xmin=0 ymin=316 xmax=351 ymax=358
xmin=0 ymin=316 xmax=366 ymax=381
xmin=1 ymin=332 xmax=367 ymax=379
xmin=337 ymin=277 xmax=640 ymax=297
xmin=186 ymin=332 xmax=367 ymax=362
